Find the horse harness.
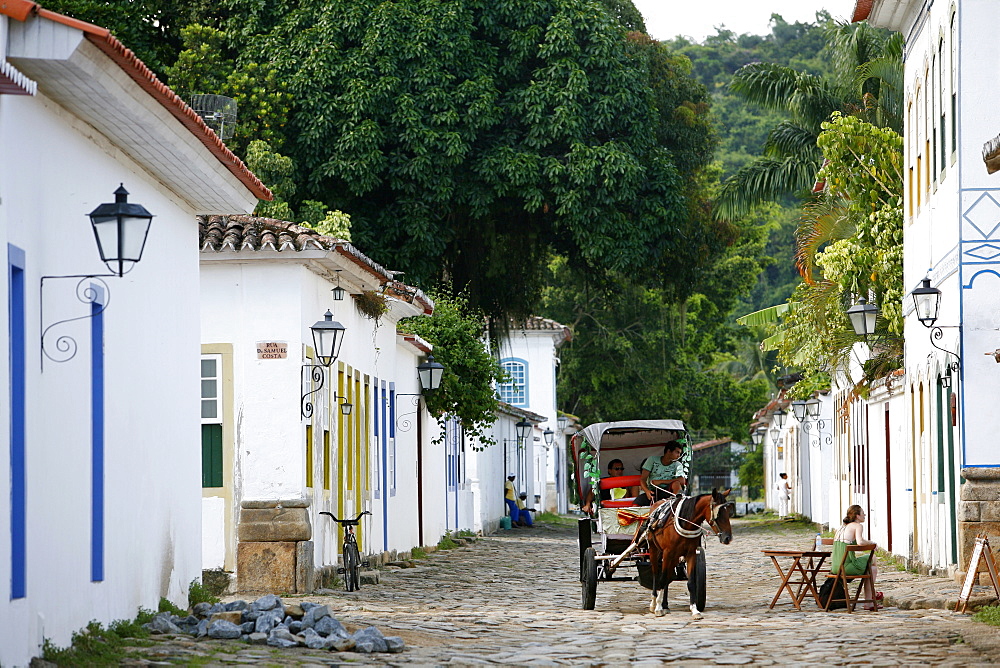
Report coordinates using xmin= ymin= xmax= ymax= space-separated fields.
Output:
xmin=645 ymin=493 xmax=729 ymax=539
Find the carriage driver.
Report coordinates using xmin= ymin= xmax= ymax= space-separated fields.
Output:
xmin=636 ymin=441 xmax=687 ymax=505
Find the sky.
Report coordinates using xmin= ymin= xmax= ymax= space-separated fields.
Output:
xmin=630 ymin=1 xmax=850 ymax=43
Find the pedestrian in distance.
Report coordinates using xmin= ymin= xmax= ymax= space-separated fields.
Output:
xmin=775 ymin=472 xmax=791 ymax=519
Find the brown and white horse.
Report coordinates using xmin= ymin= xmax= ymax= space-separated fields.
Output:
xmin=646 ymin=488 xmax=733 ymax=618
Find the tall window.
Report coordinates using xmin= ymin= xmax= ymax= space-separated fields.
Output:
xmin=931 ymin=55 xmax=938 ymax=183
xmin=201 ymin=355 xmax=223 ymax=487
xmin=499 ymin=359 xmax=528 ymax=405
xmin=8 ymin=245 xmax=26 ymax=599
xmin=939 ymin=38 xmax=946 ymax=173
xmin=951 ymin=12 xmax=957 ymax=155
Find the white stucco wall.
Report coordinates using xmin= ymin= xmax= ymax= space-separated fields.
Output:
xmin=1 ymin=89 xmax=206 ymax=665
xmin=199 ymin=255 xmax=440 ymax=570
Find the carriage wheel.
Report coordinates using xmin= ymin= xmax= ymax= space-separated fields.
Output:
xmin=582 ymin=547 xmax=598 ymax=610
xmin=692 ymin=547 xmax=707 ymax=612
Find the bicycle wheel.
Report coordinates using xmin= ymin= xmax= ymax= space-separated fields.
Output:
xmin=343 ymin=542 xmax=361 ymax=592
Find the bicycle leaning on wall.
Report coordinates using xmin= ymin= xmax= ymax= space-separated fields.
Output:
xmin=320 ymin=510 xmax=371 ymax=591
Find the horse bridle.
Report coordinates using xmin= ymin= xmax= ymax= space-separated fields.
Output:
xmin=672 ymin=496 xmax=731 ymax=538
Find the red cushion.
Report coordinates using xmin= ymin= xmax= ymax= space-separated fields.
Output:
xmin=601 ymin=499 xmax=638 ymax=508
xmin=598 ymin=475 xmax=642 ymax=490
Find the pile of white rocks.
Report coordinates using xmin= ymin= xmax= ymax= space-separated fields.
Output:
xmin=144 ymin=594 xmax=404 ymax=653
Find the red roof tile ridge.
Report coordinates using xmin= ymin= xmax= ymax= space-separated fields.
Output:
xmin=1 ymin=2 xmax=271 ymax=202
xmin=852 ymin=0 xmax=874 ymax=22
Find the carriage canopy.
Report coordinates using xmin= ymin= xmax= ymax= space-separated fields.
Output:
xmin=571 ymin=420 xmax=687 ymax=503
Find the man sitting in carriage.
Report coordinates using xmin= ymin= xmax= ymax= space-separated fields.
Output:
xmin=635 ymin=441 xmax=688 ymax=506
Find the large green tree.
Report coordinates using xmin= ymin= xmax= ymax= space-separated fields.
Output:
xmin=208 ymin=0 xmax=714 ymax=326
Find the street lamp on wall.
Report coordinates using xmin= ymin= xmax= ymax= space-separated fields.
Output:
xmin=515 ymin=419 xmax=532 ymax=443
xmin=41 ymin=185 xmax=154 ymax=368
xmin=301 ymin=311 xmax=347 ymax=419
xmin=543 ymin=428 xmax=555 ymax=447
xmin=910 ymin=277 xmax=962 ymax=373
xmin=395 ymin=355 xmax=446 ymax=432
xmin=557 ymin=415 xmax=569 ymax=431
xmin=773 ymin=408 xmax=787 ymax=429
xmin=847 ymin=296 xmax=878 ymax=338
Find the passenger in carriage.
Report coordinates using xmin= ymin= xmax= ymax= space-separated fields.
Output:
xmin=635 ymin=441 xmax=687 ymax=506
xmin=581 ymin=459 xmax=637 ymax=513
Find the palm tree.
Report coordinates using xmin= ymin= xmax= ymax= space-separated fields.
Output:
xmin=714 ymin=21 xmax=902 ymax=222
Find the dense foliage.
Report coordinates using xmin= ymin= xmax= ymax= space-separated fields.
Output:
xmin=398 ymin=293 xmax=505 ymax=445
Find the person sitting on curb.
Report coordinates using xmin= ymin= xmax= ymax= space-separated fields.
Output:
xmin=516 ymin=493 xmax=535 ymax=527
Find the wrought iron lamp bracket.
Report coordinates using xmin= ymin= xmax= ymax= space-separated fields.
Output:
xmin=394 ymin=394 xmax=422 ymax=432
xmin=929 ymin=326 xmax=962 ymax=372
xmin=300 ymin=364 xmax=326 ymax=419
xmin=40 ymin=274 xmax=115 ymax=369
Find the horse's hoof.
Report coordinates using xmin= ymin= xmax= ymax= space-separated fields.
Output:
xmin=691 ymin=611 xmax=703 ymax=620
xmin=654 ymin=609 xmax=667 ymax=617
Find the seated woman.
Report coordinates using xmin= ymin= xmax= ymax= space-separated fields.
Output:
xmin=635 ymin=441 xmax=686 ymax=506
xmin=581 ymin=459 xmax=638 ymax=513
xmin=832 ymin=504 xmax=882 ymax=610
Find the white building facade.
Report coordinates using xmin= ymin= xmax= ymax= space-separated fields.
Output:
xmin=198 ymin=215 xmax=440 ymax=590
xmin=857 ymin=0 xmax=1000 ymax=574
xmin=1 ymin=4 xmax=265 ymax=665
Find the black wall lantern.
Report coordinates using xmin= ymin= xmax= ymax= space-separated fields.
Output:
xmin=773 ymin=408 xmax=787 ymax=429
xmin=331 ymin=269 xmax=345 ymax=301
xmin=41 ymin=185 xmax=154 ymax=368
xmin=515 ymin=419 xmax=532 ymax=443
xmin=909 ymin=277 xmax=962 ymax=373
xmin=543 ymin=428 xmax=555 ymax=446
xmin=396 ymin=354 xmax=447 ymax=432
xmin=847 ymin=296 xmax=878 ymax=338
xmin=301 ymin=311 xmax=347 ymax=419
xmin=557 ymin=415 xmax=569 ymax=431
xmin=417 ymin=354 xmax=444 ymax=392
xmin=89 ymin=184 xmax=154 ymax=277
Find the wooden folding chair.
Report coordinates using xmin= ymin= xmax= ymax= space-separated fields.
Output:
xmin=824 ymin=543 xmax=878 ymax=612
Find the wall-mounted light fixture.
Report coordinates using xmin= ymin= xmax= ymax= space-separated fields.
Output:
xmin=791 ymin=397 xmax=829 ymax=447
xmin=543 ymin=428 xmax=555 ymax=446
xmin=910 ymin=277 xmax=961 ymax=373
xmin=557 ymin=415 xmax=569 ymax=431
xmin=301 ymin=311 xmax=346 ymax=419
xmin=333 ymin=393 xmax=353 ymax=415
xmin=331 ymin=269 xmax=345 ymax=301
xmin=769 ymin=426 xmax=781 ymax=446
xmin=773 ymin=408 xmax=787 ymax=429
xmin=515 ymin=419 xmax=532 ymax=443
xmin=847 ymin=296 xmax=878 ymax=338
xmin=40 ymin=185 xmax=154 ymax=368
xmin=395 ymin=354 xmax=446 ymax=431
xmin=749 ymin=425 xmax=766 ymax=452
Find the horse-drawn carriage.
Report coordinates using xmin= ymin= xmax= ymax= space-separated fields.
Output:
xmin=572 ymin=420 xmax=734 ymax=617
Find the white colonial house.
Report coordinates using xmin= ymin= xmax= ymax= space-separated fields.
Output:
xmin=198 ymin=215 xmax=442 ymax=591
xmin=854 ymin=0 xmax=1000 ymax=576
xmin=0 ymin=2 xmax=266 ymax=665
xmin=498 ymin=317 xmax=572 ymax=514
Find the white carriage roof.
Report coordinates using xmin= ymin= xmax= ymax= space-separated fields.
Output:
xmin=578 ymin=420 xmax=686 ymax=450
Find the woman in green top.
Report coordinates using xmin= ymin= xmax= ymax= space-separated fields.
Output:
xmin=832 ymin=504 xmax=882 ymax=609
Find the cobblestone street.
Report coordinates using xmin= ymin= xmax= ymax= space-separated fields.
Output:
xmin=129 ymin=518 xmax=1000 ymax=666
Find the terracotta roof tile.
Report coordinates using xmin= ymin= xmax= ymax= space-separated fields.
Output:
xmin=1 ymin=1 xmax=272 ymax=201
xmin=199 ymin=215 xmax=433 ymax=314
xmin=852 ymin=0 xmax=874 ymax=22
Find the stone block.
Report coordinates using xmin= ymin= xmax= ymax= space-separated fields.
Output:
xmin=238 ymin=508 xmax=311 ymax=542
xmin=237 ymin=542 xmax=296 ymax=593
xmin=209 ymin=611 xmax=243 ymax=625
xmin=959 ymin=501 xmax=982 ymax=522
xmin=295 ymin=540 xmax=315 ymax=594
xmin=982 ymin=502 xmax=1000 ymax=522
xmin=360 ymin=570 xmax=380 ymax=585
xmin=958 ymin=521 xmax=1000 ymax=571
xmin=241 ymin=498 xmax=310 ymax=509
xmin=959 ymin=482 xmax=1000 ymax=502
